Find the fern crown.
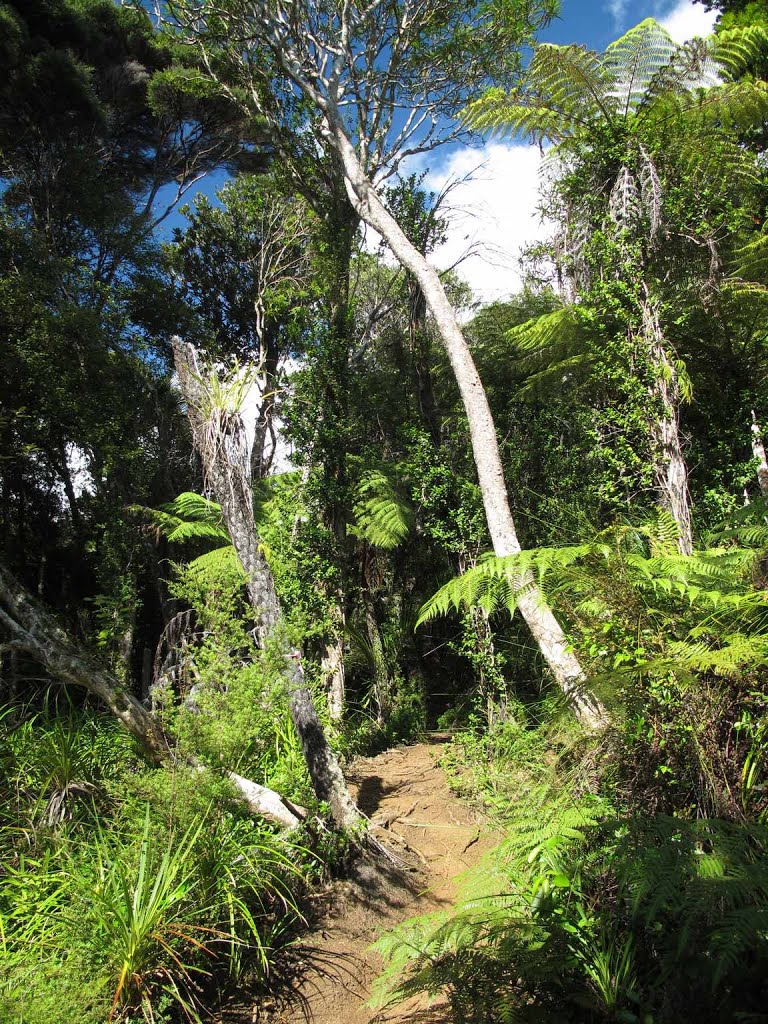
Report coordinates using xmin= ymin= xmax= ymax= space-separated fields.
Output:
xmin=463 ymin=19 xmax=768 ymax=146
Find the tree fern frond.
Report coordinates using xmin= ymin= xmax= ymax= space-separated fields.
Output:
xmin=639 ymin=35 xmax=719 ymax=118
xmin=185 ymin=544 xmax=244 ymax=579
xmin=505 ymin=307 xmax=594 ymax=394
xmin=675 ymin=80 xmax=768 ymax=136
xmin=515 ymin=353 xmax=595 ymax=398
xmin=351 ymin=469 xmax=414 ymax=549
xmin=462 ymin=44 xmax=611 ymax=143
xmin=732 ymin=228 xmax=768 ymax=283
xmin=707 ymin=501 xmax=768 ymax=549
xmin=508 ymin=306 xmax=588 ymax=356
xmin=603 ymin=18 xmax=677 ymax=118
xmin=416 ymin=545 xmax=597 ymax=627
xmin=711 ymin=24 xmax=768 ymax=79
xmin=666 ymin=634 xmax=768 ymax=677
xmin=133 ymin=492 xmax=230 ymax=544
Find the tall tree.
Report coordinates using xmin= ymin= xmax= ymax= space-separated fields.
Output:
xmin=164 ymin=0 xmax=606 ymax=728
xmin=172 ymin=340 xmax=362 ymax=828
xmin=465 ymin=18 xmax=768 ymax=553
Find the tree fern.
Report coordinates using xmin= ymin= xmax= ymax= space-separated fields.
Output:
xmin=416 ymin=544 xmax=597 ymax=627
xmin=373 ymin=808 xmax=768 ymax=1022
xmin=464 ymin=19 xmax=768 ymax=146
xmin=137 ymin=492 xmax=231 ymax=544
xmin=462 ymin=45 xmax=611 ymax=143
xmin=604 ymin=19 xmax=681 ymax=118
xmin=503 ymin=307 xmax=595 ymax=397
xmin=349 ymin=468 xmax=414 ymax=550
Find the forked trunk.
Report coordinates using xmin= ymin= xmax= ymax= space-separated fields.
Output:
xmin=327 ymin=122 xmax=606 ymax=730
xmin=173 ymin=340 xmax=361 ymax=827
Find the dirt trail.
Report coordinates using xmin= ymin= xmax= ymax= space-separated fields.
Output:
xmin=228 ymin=737 xmax=498 ymax=1024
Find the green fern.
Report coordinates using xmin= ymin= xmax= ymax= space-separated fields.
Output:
xmin=350 ymin=468 xmax=414 ymax=550
xmin=464 ymin=19 xmax=768 ymax=146
xmin=373 ymin=806 xmax=768 ymax=1022
xmin=134 ymin=492 xmax=230 ymax=545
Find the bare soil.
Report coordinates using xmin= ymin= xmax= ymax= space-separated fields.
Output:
xmin=217 ymin=736 xmax=497 ymax=1024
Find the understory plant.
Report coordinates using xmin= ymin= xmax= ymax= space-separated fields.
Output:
xmin=372 ymin=504 xmax=768 ymax=1021
xmin=0 ymin=704 xmax=318 ymax=1024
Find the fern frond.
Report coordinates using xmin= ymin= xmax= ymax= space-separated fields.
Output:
xmin=666 ymin=633 xmax=768 ymax=677
xmin=504 ymin=307 xmax=595 ymax=395
xmin=133 ymin=492 xmax=230 ymax=544
xmin=711 ymin=24 xmax=768 ymax=79
xmin=350 ymin=469 xmax=414 ymax=549
xmin=186 ymin=545 xmax=243 ymax=579
xmin=462 ymin=44 xmax=611 ymax=143
xmin=416 ymin=545 xmax=598 ymax=627
xmin=732 ymin=228 xmax=768 ymax=283
xmin=604 ymin=19 xmax=678 ymax=118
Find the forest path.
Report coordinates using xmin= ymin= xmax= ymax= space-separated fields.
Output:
xmin=225 ymin=737 xmax=498 ymax=1024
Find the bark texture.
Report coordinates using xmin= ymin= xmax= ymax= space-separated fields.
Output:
xmin=0 ymin=563 xmax=302 ymax=828
xmin=173 ymin=339 xmax=362 ymax=827
xmin=324 ymin=122 xmax=607 ymax=730
xmin=321 ymin=630 xmax=346 ymax=723
xmin=641 ymin=294 xmax=693 ymax=556
xmin=751 ymin=411 xmax=768 ymax=498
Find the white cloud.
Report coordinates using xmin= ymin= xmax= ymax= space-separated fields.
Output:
xmin=422 ymin=143 xmax=548 ymax=306
xmin=658 ymin=0 xmax=717 ymax=42
xmin=606 ymin=0 xmax=630 ymax=27
xmin=413 ymin=1 xmax=717 ymax=309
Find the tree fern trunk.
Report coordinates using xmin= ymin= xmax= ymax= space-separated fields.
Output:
xmin=327 ymin=120 xmax=606 ymax=730
xmin=641 ymin=294 xmax=693 ymax=556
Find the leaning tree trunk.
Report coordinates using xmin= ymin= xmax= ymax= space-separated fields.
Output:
xmin=0 ymin=563 xmax=303 ymax=829
xmin=325 ymin=118 xmax=606 ymax=730
xmin=641 ymin=292 xmax=693 ymax=556
xmin=173 ymin=339 xmax=361 ymax=827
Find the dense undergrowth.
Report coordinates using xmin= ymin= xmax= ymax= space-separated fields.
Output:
xmin=0 ymin=536 xmax=361 ymax=1024
xmin=371 ymin=514 xmax=768 ymax=1023
xmin=5 ymin=3 xmax=768 ymax=1023
xmin=0 ymin=703 xmax=341 ymax=1024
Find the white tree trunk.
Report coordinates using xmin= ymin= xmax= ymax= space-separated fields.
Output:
xmin=325 ymin=120 xmax=606 ymax=730
xmin=0 ymin=563 xmax=304 ymax=828
xmin=751 ymin=411 xmax=768 ymax=498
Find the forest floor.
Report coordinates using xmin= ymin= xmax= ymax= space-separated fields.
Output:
xmin=217 ymin=736 xmax=498 ymax=1024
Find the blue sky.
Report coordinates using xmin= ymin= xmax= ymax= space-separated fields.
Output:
xmin=159 ymin=0 xmax=718 ymax=304
xmin=423 ymin=0 xmax=718 ymax=305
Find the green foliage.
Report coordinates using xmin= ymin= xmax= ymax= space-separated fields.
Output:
xmin=374 ymin=720 xmax=768 ymax=1022
xmin=463 ymin=19 xmax=768 ymax=143
xmin=350 ymin=468 xmax=414 ymax=550
xmin=0 ymin=708 xmax=319 ymax=1024
xmin=139 ymin=491 xmax=231 ymax=546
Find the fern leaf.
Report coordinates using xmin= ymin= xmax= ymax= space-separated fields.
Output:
xmin=711 ymin=24 xmax=768 ymax=79
xmin=462 ymin=44 xmax=612 ymax=143
xmin=604 ymin=18 xmax=677 ymax=117
xmin=350 ymin=469 xmax=414 ymax=550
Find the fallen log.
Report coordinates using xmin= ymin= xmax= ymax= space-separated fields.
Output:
xmin=0 ymin=562 xmax=304 ymax=829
